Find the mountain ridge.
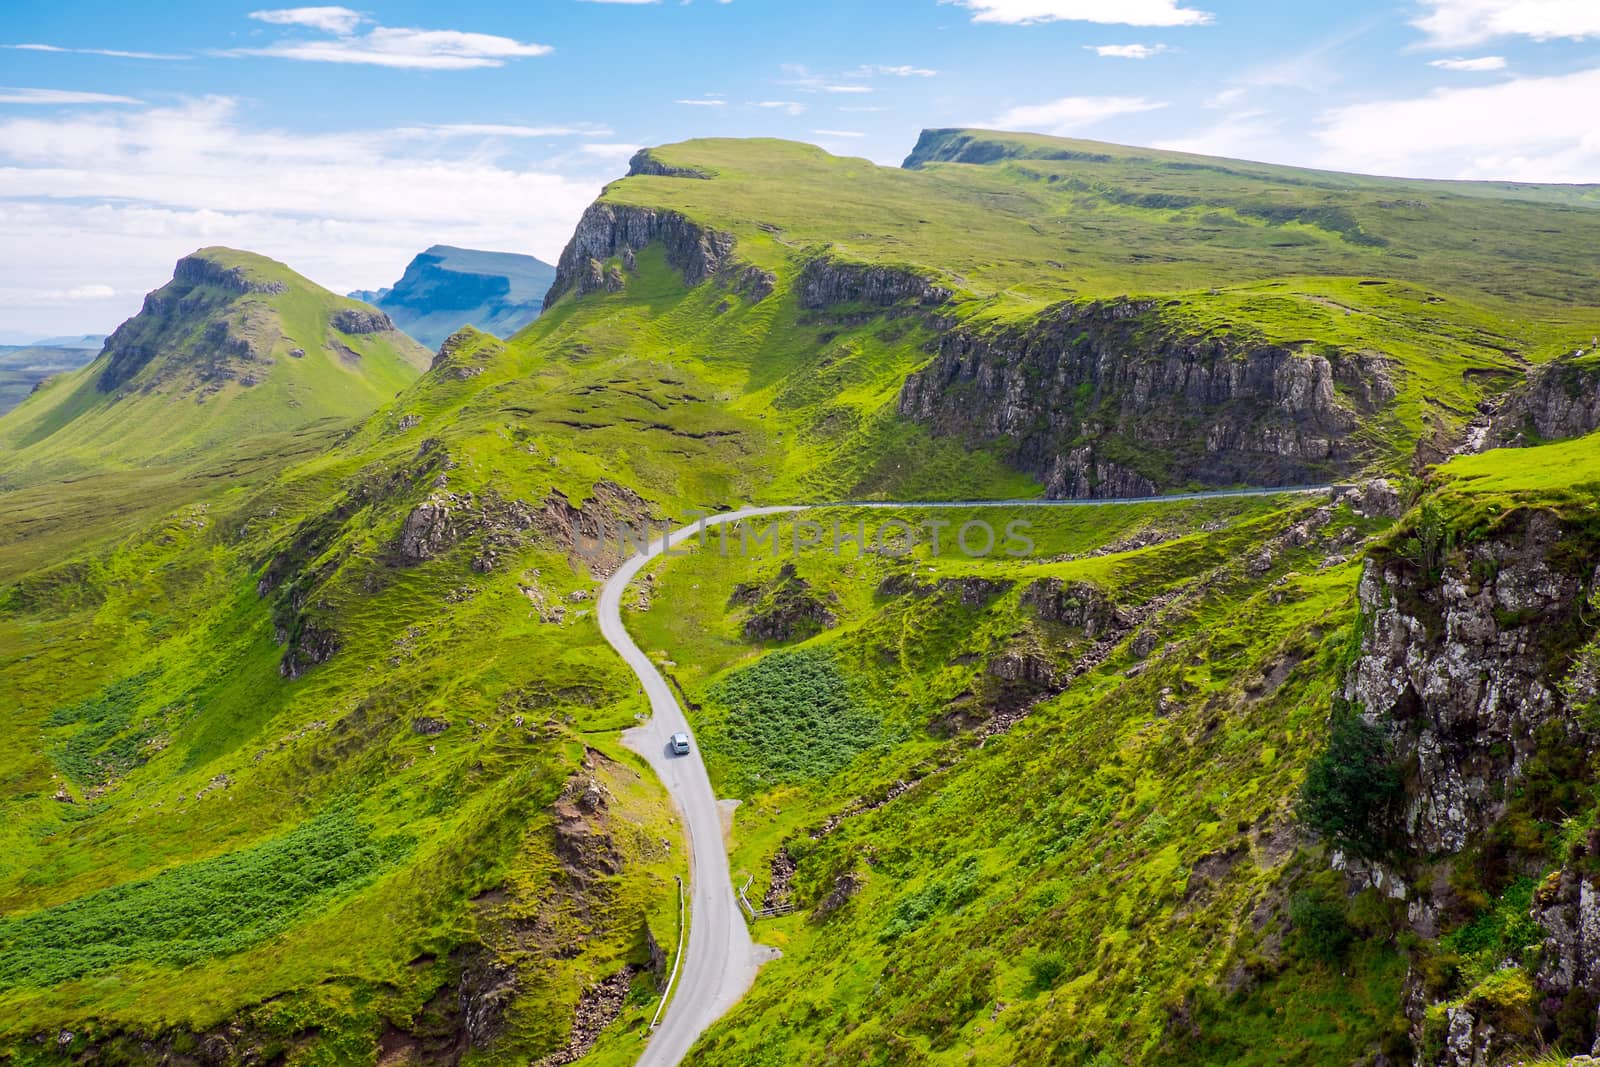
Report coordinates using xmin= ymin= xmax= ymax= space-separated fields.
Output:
xmin=4 ymin=131 xmax=1600 ymax=1066
xmin=351 ymin=244 xmax=557 ymax=350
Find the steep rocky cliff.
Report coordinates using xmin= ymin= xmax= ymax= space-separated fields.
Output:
xmin=1349 ymin=510 xmax=1598 ymax=857
xmin=897 ymin=299 xmax=1397 ymax=497
xmin=1488 ymin=348 xmax=1600 ymax=447
xmin=543 ymin=203 xmax=735 ymax=309
xmin=1331 ymin=503 xmax=1600 ymax=1062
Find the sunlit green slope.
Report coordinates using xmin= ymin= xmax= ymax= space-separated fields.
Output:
xmin=0 ymin=247 xmax=430 ymax=488
xmin=3 ymin=131 xmax=1600 ymax=1066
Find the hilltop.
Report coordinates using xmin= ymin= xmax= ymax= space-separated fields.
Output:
xmin=351 ymin=245 xmax=557 ymax=349
xmin=0 ymin=248 xmax=429 ymax=487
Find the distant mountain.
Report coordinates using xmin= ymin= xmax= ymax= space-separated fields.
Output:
xmin=31 ymin=333 xmax=105 ymax=349
xmin=0 ymin=331 xmax=104 ymax=347
xmin=350 ymin=245 xmax=556 ymax=350
xmin=0 ymin=247 xmax=430 ymax=486
xmin=0 ymin=344 xmax=99 ymax=416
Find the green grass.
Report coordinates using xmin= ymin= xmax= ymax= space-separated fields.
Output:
xmin=625 ymin=492 xmax=1401 ymax=1064
xmin=0 ymin=807 xmax=410 ymax=989
xmin=1 ymin=129 xmax=1599 ymax=1062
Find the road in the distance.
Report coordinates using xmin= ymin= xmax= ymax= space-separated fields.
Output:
xmin=601 ymin=487 xmax=1333 ymax=1066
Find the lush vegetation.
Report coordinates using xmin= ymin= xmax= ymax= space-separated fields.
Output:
xmin=701 ymin=648 xmax=883 ymax=793
xmin=0 ymin=808 xmax=410 ymax=989
xmin=1298 ymin=700 xmax=1403 ymax=860
xmin=1 ymin=127 xmax=1599 ymax=1063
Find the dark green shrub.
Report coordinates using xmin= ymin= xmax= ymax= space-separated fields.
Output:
xmin=1299 ymin=702 xmax=1402 ymax=860
xmin=1400 ymin=503 xmax=1453 ymax=582
xmin=1289 ymin=889 xmax=1353 ymax=962
xmin=706 ymin=648 xmax=881 ymax=791
xmin=1028 ymin=953 xmax=1067 ymax=992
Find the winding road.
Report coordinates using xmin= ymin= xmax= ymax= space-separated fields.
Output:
xmin=600 ymin=487 xmax=1334 ymax=1066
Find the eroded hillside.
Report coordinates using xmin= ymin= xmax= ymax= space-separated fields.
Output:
xmin=1 ymin=131 xmax=1599 ymax=1066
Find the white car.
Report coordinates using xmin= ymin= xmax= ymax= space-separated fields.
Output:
xmin=670 ymin=732 xmax=691 ymax=755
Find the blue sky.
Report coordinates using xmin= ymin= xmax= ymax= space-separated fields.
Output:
xmin=3 ymin=0 xmax=1600 ymax=337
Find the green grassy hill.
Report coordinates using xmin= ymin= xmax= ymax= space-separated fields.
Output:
xmin=2 ymin=132 xmax=1600 ymax=1065
xmin=0 ymin=248 xmax=430 ymax=489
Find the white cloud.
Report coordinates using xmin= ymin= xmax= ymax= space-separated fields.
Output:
xmin=7 ymin=43 xmax=188 ymax=60
xmin=248 ymin=7 xmax=365 ymax=34
xmin=1089 ymin=43 xmax=1171 ymax=58
xmin=751 ymin=100 xmax=806 ymax=115
xmin=989 ymin=95 xmax=1167 ymax=134
xmin=780 ymin=64 xmax=880 ymax=94
xmin=674 ymin=98 xmax=726 ymax=106
xmin=0 ymin=87 xmax=144 ymax=105
xmin=1315 ymin=65 xmax=1600 ymax=181
xmin=0 ymin=97 xmax=604 ymax=333
xmin=0 ymin=283 xmax=120 ymax=307
xmin=235 ymin=27 xmax=552 ymax=69
xmin=395 ymin=123 xmax=611 ymax=138
xmin=861 ymin=64 xmax=938 ymax=77
xmin=811 ymin=128 xmax=866 ymax=138
xmin=1153 ymin=108 xmax=1282 ymax=158
xmin=235 ymin=11 xmax=550 ymax=70
xmin=580 ymin=142 xmax=642 ymax=159
xmin=950 ymin=0 xmax=1212 ymax=27
xmin=1428 ymin=54 xmax=1507 ymax=70
xmin=1412 ymin=0 xmax=1600 ymax=47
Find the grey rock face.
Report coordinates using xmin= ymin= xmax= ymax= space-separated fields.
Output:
xmin=544 ymin=202 xmax=735 ymax=308
xmin=626 ymin=148 xmax=713 ymax=179
xmin=279 ymin=620 xmax=338 ymax=679
xmin=1489 ymin=351 xmax=1600 ymax=446
xmin=1346 ymin=511 xmax=1597 ymax=855
xmin=396 ymin=497 xmax=460 ymax=561
xmin=1021 ymin=578 xmax=1120 ymax=637
xmin=732 ymin=562 xmax=839 ymax=643
xmin=329 ymin=307 xmax=395 ymax=335
xmin=171 ymin=254 xmax=288 ymax=295
xmin=1335 ymin=477 xmax=1405 ymax=519
xmin=1534 ymin=869 xmax=1600 ymax=996
xmin=796 ymin=258 xmax=951 ymax=310
xmin=897 ymin=299 xmax=1396 ymax=499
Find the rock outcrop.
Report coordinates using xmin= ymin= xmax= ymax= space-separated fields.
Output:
xmin=1488 ymin=350 xmax=1600 ymax=447
xmin=626 ymin=148 xmax=713 ymax=180
xmin=732 ymin=562 xmax=838 ymax=642
xmin=429 ymin=328 xmax=504 ymax=378
xmin=330 ymin=307 xmax=395 ymax=335
xmin=1021 ymin=578 xmax=1122 ymax=636
xmin=544 ymin=202 xmax=734 ymax=308
xmin=797 ymin=257 xmax=952 ymax=310
xmin=1346 ymin=510 xmax=1598 ymax=855
xmin=1331 ymin=505 xmax=1600 ymax=1062
xmin=898 ymin=299 xmax=1397 ymax=498
xmin=170 ymin=253 xmax=288 ymax=296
